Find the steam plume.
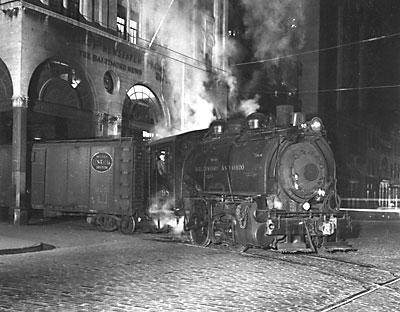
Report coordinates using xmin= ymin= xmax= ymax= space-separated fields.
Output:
xmin=240 ymin=0 xmax=306 ymax=62
xmin=143 ymin=1 xmax=217 ymax=138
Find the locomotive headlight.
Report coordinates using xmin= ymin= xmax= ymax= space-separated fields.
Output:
xmin=302 ymin=202 xmax=311 ymax=211
xmin=268 ymin=221 xmax=275 ymax=230
xmin=266 ymin=220 xmax=275 ymax=235
xmin=310 ymin=117 xmax=323 ymax=132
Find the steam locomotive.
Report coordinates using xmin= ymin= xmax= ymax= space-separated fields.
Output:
xmin=149 ymin=107 xmax=354 ymax=253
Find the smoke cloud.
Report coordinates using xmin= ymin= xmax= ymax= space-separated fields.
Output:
xmin=238 ymin=94 xmax=261 ymax=116
xmin=221 ymin=0 xmax=306 ymax=117
xmin=144 ymin=0 xmax=306 ymax=135
xmin=240 ymin=0 xmax=306 ymax=62
xmin=238 ymin=0 xmax=306 ymax=94
xmin=143 ymin=0 xmax=217 ymax=138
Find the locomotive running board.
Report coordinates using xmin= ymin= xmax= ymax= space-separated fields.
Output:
xmin=322 ymin=241 xmax=357 ymax=253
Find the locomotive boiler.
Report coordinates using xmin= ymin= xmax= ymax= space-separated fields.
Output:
xmin=149 ymin=108 xmax=354 ymax=252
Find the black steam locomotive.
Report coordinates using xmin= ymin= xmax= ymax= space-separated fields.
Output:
xmin=149 ymin=108 xmax=354 ymax=252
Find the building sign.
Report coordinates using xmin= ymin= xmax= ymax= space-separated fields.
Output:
xmin=91 ymin=152 xmax=113 ymax=172
xmin=80 ymin=50 xmax=143 ymax=75
xmin=44 ymin=18 xmax=163 ymax=84
xmin=64 ymin=29 xmax=144 ymax=76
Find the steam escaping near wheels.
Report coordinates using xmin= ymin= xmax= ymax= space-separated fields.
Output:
xmin=148 ymin=194 xmax=185 ymax=236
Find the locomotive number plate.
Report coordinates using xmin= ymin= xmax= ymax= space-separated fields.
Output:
xmin=92 ymin=152 xmax=113 ymax=172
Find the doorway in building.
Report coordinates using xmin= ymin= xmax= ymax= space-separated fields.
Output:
xmin=0 ymin=59 xmax=13 ymax=145
xmin=122 ymin=84 xmax=168 ymax=212
xmin=28 ymin=58 xmax=95 ymax=141
xmin=122 ymin=84 xmax=168 ymax=140
xmin=0 ymin=59 xmax=13 ymax=211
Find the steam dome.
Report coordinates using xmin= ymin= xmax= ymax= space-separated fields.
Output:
xmin=246 ymin=113 xmax=267 ymax=130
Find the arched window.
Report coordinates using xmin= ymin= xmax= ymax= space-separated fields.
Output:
xmin=28 ymin=58 xmax=95 ymax=140
xmin=122 ymin=85 xmax=166 ymax=138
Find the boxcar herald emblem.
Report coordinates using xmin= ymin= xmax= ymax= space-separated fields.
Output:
xmin=91 ymin=152 xmax=113 ymax=172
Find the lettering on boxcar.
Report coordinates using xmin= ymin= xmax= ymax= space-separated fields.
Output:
xmin=92 ymin=152 xmax=113 ymax=172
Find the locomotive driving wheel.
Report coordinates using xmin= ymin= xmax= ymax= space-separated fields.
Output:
xmin=190 ymin=220 xmax=211 ymax=246
xmin=189 ymin=208 xmax=211 ymax=246
xmin=185 ymin=198 xmax=211 ymax=246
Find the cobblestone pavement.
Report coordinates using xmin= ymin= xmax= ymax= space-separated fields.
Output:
xmin=0 ymin=219 xmax=399 ymax=311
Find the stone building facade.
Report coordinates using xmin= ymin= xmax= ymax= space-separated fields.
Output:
xmin=0 ymin=0 xmax=229 ymax=223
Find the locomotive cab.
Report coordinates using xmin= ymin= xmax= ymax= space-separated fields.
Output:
xmin=148 ymin=130 xmax=207 ymax=230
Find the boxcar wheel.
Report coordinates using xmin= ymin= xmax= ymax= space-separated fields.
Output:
xmin=119 ymin=216 xmax=136 ymax=235
xmin=96 ymin=215 xmax=118 ymax=232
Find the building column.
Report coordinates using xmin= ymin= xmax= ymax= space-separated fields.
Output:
xmin=11 ymin=94 xmax=28 ymax=225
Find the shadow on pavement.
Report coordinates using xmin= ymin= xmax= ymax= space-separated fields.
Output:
xmin=0 ymin=242 xmax=55 ymax=255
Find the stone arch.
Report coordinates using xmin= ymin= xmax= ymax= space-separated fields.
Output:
xmin=28 ymin=57 xmax=96 ymax=140
xmin=0 ymin=59 xmax=13 ymax=144
xmin=122 ymin=84 xmax=169 ymax=138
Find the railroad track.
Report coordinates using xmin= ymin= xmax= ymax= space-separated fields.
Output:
xmin=240 ymin=248 xmax=399 ymax=311
xmin=151 ymin=234 xmax=400 ymax=310
xmin=319 ymin=275 xmax=400 ymax=312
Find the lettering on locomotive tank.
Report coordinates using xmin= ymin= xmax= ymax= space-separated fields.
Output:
xmin=222 ymin=164 xmax=245 ymax=171
xmin=195 ymin=166 xmax=219 ymax=172
xmin=92 ymin=152 xmax=113 ymax=172
xmin=195 ymin=164 xmax=245 ymax=172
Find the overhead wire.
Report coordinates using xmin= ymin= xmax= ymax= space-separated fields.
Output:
xmin=236 ymin=83 xmax=400 ymax=96
xmin=233 ymin=32 xmax=400 ymax=67
xmin=232 ymin=30 xmax=400 ymax=95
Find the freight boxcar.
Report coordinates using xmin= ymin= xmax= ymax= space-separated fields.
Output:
xmin=30 ymin=138 xmax=147 ymax=234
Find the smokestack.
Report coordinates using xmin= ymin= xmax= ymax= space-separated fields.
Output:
xmin=276 ymin=105 xmax=293 ymax=127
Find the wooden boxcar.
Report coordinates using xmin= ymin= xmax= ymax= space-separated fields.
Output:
xmin=30 ymin=137 xmax=147 ymax=233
